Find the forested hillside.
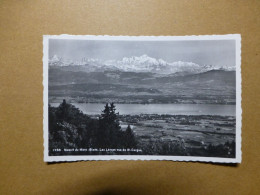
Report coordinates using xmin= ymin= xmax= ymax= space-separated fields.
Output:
xmin=49 ymin=100 xmax=137 ymax=155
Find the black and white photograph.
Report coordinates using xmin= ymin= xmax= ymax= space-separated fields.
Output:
xmin=43 ymin=35 xmax=241 ymax=162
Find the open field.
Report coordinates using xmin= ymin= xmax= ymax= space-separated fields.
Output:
xmin=117 ymin=114 xmax=236 ymax=157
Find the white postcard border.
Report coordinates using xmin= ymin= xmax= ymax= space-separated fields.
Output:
xmin=43 ymin=34 xmax=242 ymax=163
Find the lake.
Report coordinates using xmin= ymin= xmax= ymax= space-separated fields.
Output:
xmin=50 ymin=103 xmax=235 ymax=116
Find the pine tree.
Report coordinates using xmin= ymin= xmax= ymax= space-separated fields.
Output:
xmin=98 ymin=103 xmax=123 ymax=148
xmin=109 ymin=103 xmax=123 ymax=147
xmin=56 ymin=99 xmax=69 ymax=121
xmin=101 ymin=103 xmax=110 ymax=122
xmin=97 ymin=103 xmax=111 ymax=147
xmin=124 ymin=125 xmax=137 ymax=148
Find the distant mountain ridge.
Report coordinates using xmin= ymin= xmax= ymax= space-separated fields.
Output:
xmin=49 ymin=68 xmax=236 ymax=104
xmin=49 ymin=54 xmax=235 ymax=75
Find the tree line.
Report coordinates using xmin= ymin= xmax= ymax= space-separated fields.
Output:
xmin=49 ymin=100 xmax=137 ymax=155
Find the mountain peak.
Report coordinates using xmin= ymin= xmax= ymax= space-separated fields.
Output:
xmin=140 ymin=54 xmax=148 ymax=57
xmin=119 ymin=55 xmax=168 ymax=66
xmin=50 ymin=54 xmax=60 ymax=62
xmin=49 ymin=54 xmax=235 ymax=74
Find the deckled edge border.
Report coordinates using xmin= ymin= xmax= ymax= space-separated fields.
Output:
xmin=43 ymin=34 xmax=242 ymax=163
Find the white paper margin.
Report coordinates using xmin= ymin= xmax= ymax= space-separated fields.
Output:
xmin=43 ymin=34 xmax=242 ymax=163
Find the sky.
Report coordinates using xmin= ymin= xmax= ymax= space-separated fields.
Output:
xmin=49 ymin=39 xmax=236 ymax=67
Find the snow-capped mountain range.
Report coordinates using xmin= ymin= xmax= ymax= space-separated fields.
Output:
xmin=49 ymin=54 xmax=235 ymax=74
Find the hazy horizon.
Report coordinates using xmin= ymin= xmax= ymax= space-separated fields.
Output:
xmin=49 ymin=39 xmax=236 ymax=68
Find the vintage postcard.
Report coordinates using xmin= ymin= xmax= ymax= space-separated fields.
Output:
xmin=43 ymin=35 xmax=241 ymax=163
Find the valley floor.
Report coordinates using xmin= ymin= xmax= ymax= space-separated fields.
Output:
xmin=117 ymin=114 xmax=236 ymax=157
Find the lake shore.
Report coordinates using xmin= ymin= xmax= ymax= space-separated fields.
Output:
xmin=49 ymin=96 xmax=236 ymax=105
xmin=50 ymin=102 xmax=236 ymax=116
